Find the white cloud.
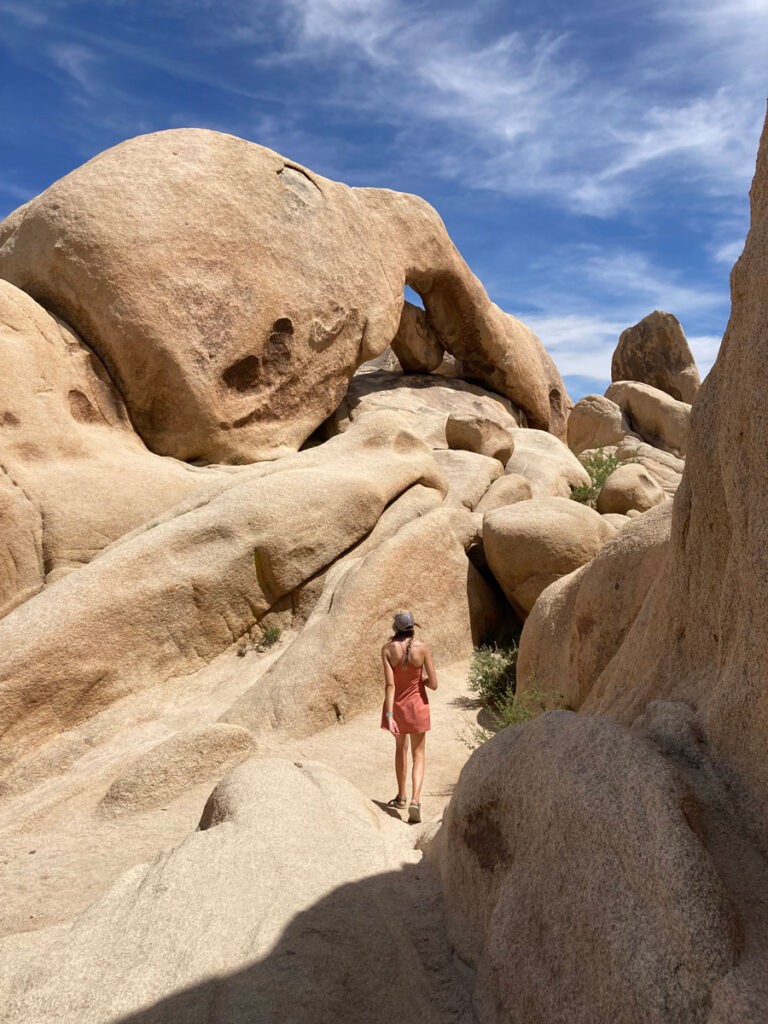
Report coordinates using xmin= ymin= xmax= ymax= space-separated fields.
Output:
xmin=713 ymin=239 xmax=745 ymax=265
xmin=687 ymin=334 xmax=722 ymax=378
xmin=49 ymin=43 xmax=100 ymax=93
xmin=276 ymin=0 xmax=765 ymax=216
xmin=522 ymin=313 xmax=627 ymax=378
xmin=580 ymin=252 xmax=724 ymax=315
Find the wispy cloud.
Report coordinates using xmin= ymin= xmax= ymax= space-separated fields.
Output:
xmin=273 ymin=0 xmax=765 ymax=216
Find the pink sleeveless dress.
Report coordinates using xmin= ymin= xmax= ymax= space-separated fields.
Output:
xmin=381 ymin=647 xmax=431 ymax=734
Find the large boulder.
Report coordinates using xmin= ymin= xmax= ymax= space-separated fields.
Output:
xmin=475 ymin=474 xmax=532 ymax=513
xmin=224 ymin=508 xmax=502 ymax=736
xmin=389 ymin=300 xmax=444 ymax=372
xmin=567 ymin=393 xmax=630 ymax=454
xmin=0 ymin=281 xmax=213 ymax=616
xmin=0 ymin=129 xmax=569 ymax=462
xmin=605 ymin=380 xmax=691 ymax=456
xmin=612 ymin=310 xmax=701 ymax=404
xmin=432 ymin=706 xmax=750 ymax=1024
xmin=4 ymin=758 xmax=473 ymax=1024
xmin=431 ymin=449 xmax=503 ymax=510
xmin=482 ymin=497 xmax=616 ymax=617
xmin=516 ymin=503 xmax=672 ymax=709
xmin=329 ymin=370 xmax=523 ymax=448
xmin=504 ymin=427 xmax=590 ymax=497
xmin=0 ymin=412 xmax=446 ymax=772
xmin=445 ymin=411 xmax=514 ymax=463
xmin=596 ymin=462 xmax=666 ymax=515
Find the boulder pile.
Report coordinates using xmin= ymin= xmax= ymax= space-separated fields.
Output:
xmin=2 ymin=115 xmax=767 ymax=1023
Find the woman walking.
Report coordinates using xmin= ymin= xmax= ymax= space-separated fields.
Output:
xmin=381 ymin=611 xmax=438 ymax=823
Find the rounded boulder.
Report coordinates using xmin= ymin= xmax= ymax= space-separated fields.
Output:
xmin=596 ymin=463 xmax=666 ymax=515
xmin=483 ymin=497 xmax=616 ymax=617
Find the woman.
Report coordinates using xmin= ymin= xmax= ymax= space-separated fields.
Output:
xmin=381 ymin=611 xmax=438 ymax=823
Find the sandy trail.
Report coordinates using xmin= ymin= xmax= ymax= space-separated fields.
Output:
xmin=260 ymin=658 xmax=481 ymax=827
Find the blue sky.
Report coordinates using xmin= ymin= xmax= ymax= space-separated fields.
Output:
xmin=1 ymin=0 xmax=766 ymax=399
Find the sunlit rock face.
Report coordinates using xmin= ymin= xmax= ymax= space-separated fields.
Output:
xmin=0 ymin=128 xmax=569 ymax=463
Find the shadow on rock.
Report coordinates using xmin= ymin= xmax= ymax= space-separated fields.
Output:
xmin=111 ymin=860 xmax=477 ymax=1024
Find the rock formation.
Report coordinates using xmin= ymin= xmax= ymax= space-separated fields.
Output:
xmin=605 ymin=380 xmax=690 ymax=456
xmin=328 ymin=369 xmax=523 ymax=447
xmin=0 ymin=129 xmax=570 ymax=462
xmin=3 ymin=112 xmax=768 ymax=1024
xmin=389 ymin=299 xmax=444 ymax=372
xmin=596 ymin=462 xmax=666 ymax=514
xmin=504 ymin=427 xmax=590 ymax=497
xmin=612 ymin=309 xmax=701 ymax=403
xmin=483 ymin=497 xmax=615 ymax=617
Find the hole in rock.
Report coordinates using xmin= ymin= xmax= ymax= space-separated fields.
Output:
xmin=222 ymin=355 xmax=262 ymax=392
xmin=272 ymin=317 xmax=294 ymax=335
xmin=404 ymin=285 xmax=424 ymax=309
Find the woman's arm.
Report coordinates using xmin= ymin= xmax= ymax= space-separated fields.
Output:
xmin=422 ymin=646 xmax=438 ymax=691
xmin=381 ymin=648 xmax=399 ymax=734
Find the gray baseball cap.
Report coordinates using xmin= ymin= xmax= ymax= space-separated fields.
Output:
xmin=393 ymin=611 xmax=415 ymax=631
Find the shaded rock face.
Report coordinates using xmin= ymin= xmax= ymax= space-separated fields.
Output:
xmin=0 ymin=128 xmax=569 ymax=462
xmin=432 ymin=706 xmax=768 ymax=1024
xmin=5 ymin=758 xmax=475 ymax=1024
xmin=0 ymin=280 xmax=219 ymax=618
xmin=389 ymin=299 xmax=443 ymax=372
xmin=612 ymin=310 xmax=701 ymax=403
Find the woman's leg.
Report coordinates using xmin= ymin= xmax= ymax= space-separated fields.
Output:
xmin=410 ymin=732 xmax=426 ymax=804
xmin=395 ymin=733 xmax=409 ymax=798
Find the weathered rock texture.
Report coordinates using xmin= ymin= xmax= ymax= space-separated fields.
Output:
xmin=613 ymin=310 xmax=701 ymax=403
xmin=520 ymin=113 xmax=768 ymax=817
xmin=389 ymin=299 xmax=444 ymax=372
xmin=445 ymin=411 xmax=514 ymax=463
xmin=475 ymin=473 xmax=532 ymax=512
xmin=483 ymin=497 xmax=615 ymax=617
xmin=605 ymin=380 xmax=690 ymax=456
xmin=596 ymin=462 xmax=666 ymax=515
xmin=567 ymin=393 xmax=630 ymax=454
xmin=329 ymin=370 xmax=523 ymax=448
xmin=431 ymin=450 xmax=503 ymax=510
xmin=433 ymin=705 xmax=768 ymax=1024
xmin=516 ymin=503 xmax=672 ymax=710
xmin=0 ymin=413 xmax=445 ymax=772
xmin=224 ymin=508 xmax=501 ymax=736
xmin=0 ymin=129 xmax=569 ymax=461
xmin=0 ymin=281 xmax=212 ymax=617
xmin=5 ymin=758 xmax=475 ymax=1024
xmin=503 ymin=427 xmax=590 ymax=497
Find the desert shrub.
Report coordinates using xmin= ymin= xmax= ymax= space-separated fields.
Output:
xmin=255 ymin=624 xmax=281 ymax=651
xmin=236 ymin=624 xmax=282 ymax=656
xmin=461 ymin=642 xmax=562 ymax=750
xmin=467 ymin=642 xmax=518 ymax=709
xmin=570 ymin=447 xmax=621 ymax=508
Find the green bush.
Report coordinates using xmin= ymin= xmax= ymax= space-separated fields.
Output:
xmin=461 ymin=642 xmax=563 ymax=750
xmin=255 ymin=624 xmax=281 ymax=651
xmin=467 ymin=642 xmax=518 ymax=709
xmin=236 ymin=624 xmax=282 ymax=656
xmin=570 ymin=447 xmax=621 ymax=508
